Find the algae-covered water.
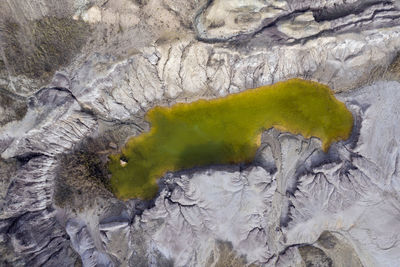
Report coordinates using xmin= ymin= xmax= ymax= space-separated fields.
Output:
xmin=109 ymin=79 xmax=353 ymax=200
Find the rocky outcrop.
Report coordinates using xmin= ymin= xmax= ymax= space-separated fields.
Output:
xmin=195 ymin=0 xmax=400 ymax=43
xmin=66 ymin=218 xmax=113 ymax=267
xmin=0 ymin=86 xmax=96 ymax=265
xmin=1 ymin=0 xmax=400 ymax=266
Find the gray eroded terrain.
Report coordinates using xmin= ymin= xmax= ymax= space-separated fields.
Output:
xmin=1 ymin=0 xmax=400 ymax=266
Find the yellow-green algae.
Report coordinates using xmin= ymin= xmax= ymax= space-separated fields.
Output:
xmin=109 ymin=79 xmax=353 ymax=200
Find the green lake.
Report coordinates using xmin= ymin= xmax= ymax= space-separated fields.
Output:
xmin=108 ymin=78 xmax=353 ymax=200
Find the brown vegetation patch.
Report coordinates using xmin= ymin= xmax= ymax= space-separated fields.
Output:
xmin=54 ymin=125 xmax=143 ymax=211
xmin=0 ymin=89 xmax=27 ymax=126
xmin=206 ymin=241 xmax=258 ymax=267
xmin=388 ymin=52 xmax=400 ymax=76
xmin=298 ymin=245 xmax=333 ymax=267
xmin=1 ymin=17 xmax=89 ymax=81
xmin=55 ymin=149 xmax=113 ymax=211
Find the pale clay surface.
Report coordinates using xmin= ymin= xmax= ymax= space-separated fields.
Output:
xmin=1 ymin=0 xmax=400 ymax=266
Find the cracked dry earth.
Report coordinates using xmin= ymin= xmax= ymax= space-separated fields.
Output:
xmin=1 ymin=0 xmax=400 ymax=266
